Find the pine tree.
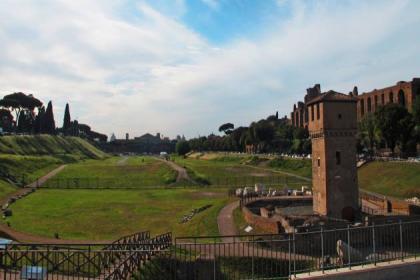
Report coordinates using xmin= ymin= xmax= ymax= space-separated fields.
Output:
xmin=42 ymin=101 xmax=56 ymax=134
xmin=63 ymin=103 xmax=71 ymax=134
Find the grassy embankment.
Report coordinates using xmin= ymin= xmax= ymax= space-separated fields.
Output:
xmin=7 ymin=188 xmax=233 ymax=240
xmin=51 ymin=156 xmax=177 ymax=187
xmin=358 ymin=161 xmax=420 ymax=198
xmin=173 ymin=153 xmax=310 ymax=188
xmin=0 ymin=135 xmax=107 ymax=199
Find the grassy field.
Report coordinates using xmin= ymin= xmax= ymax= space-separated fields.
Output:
xmin=0 ymin=135 xmax=108 ymax=200
xmin=173 ymin=154 xmax=307 ymax=187
xmin=49 ymin=156 xmax=177 ymax=187
xmin=7 ymin=188 xmax=232 ymax=240
xmin=265 ymin=157 xmax=312 ymax=178
xmin=358 ymin=161 xmax=420 ymax=198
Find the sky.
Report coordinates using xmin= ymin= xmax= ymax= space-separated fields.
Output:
xmin=0 ymin=0 xmax=419 ymax=139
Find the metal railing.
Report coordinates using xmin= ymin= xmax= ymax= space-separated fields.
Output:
xmin=39 ymin=176 xmax=308 ymax=189
xmin=0 ymin=231 xmax=172 ymax=280
xmin=145 ymin=220 xmax=420 ymax=279
xmin=2 ymin=221 xmax=418 ymax=279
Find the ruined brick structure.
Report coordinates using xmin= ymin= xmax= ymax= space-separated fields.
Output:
xmin=307 ymin=91 xmax=359 ymax=220
xmin=291 ymin=78 xmax=420 ymax=127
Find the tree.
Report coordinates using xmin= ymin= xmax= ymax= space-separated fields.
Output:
xmin=0 ymin=92 xmax=42 ymax=128
xmin=176 ymin=140 xmax=191 ymax=156
xmin=375 ymin=104 xmax=411 ymax=155
xmin=42 ymin=101 xmax=56 ymax=134
xmin=0 ymin=109 xmax=14 ymax=132
xmin=33 ymin=106 xmax=45 ymax=134
xmin=63 ymin=103 xmax=71 ymax=133
xmin=358 ymin=113 xmax=377 ymax=156
xmin=218 ymin=123 xmax=234 ymax=135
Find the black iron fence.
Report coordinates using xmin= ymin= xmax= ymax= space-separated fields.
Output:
xmin=147 ymin=220 xmax=420 ymax=280
xmin=38 ymin=176 xmax=308 ymax=189
xmin=0 ymin=231 xmax=172 ymax=280
xmin=3 ymin=221 xmax=418 ymax=279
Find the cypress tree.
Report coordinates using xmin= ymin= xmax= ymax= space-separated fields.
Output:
xmin=42 ymin=101 xmax=56 ymax=134
xmin=34 ymin=106 xmax=45 ymax=134
xmin=63 ymin=103 xmax=71 ymax=134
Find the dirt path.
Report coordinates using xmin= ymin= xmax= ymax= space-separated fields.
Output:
xmin=217 ymin=200 xmax=240 ymax=242
xmin=247 ymin=165 xmax=311 ymax=182
xmin=154 ymin=157 xmax=195 ymax=183
xmin=0 ymin=165 xmax=112 ymax=244
xmin=117 ymin=155 xmax=128 ymax=166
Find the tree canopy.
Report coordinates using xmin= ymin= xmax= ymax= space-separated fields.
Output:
xmin=218 ymin=123 xmax=234 ymax=135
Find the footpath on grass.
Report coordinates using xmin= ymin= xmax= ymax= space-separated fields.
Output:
xmin=154 ymin=157 xmax=196 ymax=184
xmin=0 ymin=165 xmax=112 ymax=244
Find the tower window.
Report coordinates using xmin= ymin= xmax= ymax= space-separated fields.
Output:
xmin=317 ymin=158 xmax=320 ymax=167
xmin=311 ymin=105 xmax=314 ymax=121
xmin=316 ymin=103 xmax=320 ymax=120
xmin=338 ymin=114 xmax=342 ymax=119
xmin=336 ymin=151 xmax=341 ymax=165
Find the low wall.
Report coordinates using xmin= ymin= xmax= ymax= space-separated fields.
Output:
xmin=242 ymin=205 xmax=280 ymax=233
xmin=241 ymin=196 xmax=312 ymax=234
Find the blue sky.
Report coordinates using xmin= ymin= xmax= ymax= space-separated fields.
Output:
xmin=0 ymin=0 xmax=419 ymax=139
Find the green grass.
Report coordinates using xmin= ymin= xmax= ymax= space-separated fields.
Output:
xmin=172 ymin=155 xmax=307 ymax=188
xmin=50 ymin=156 xmax=177 ymax=187
xmin=0 ymin=154 xmax=65 ymax=183
xmin=358 ymin=161 xmax=420 ymax=198
xmin=0 ymin=180 xmax=16 ymax=200
xmin=0 ymin=135 xmax=107 ymax=159
xmin=174 ymin=156 xmax=282 ymax=182
xmin=7 ymin=188 xmax=232 ymax=240
xmin=0 ymin=135 xmax=108 ymax=201
xmin=266 ymin=157 xmax=312 ymax=178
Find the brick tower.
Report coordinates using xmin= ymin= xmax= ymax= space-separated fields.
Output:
xmin=307 ymin=90 xmax=359 ymax=221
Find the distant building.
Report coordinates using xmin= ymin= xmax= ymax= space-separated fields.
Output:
xmin=110 ymin=133 xmax=116 ymax=142
xmin=125 ymin=133 xmax=129 ymax=141
xmin=291 ymin=78 xmax=420 ymax=128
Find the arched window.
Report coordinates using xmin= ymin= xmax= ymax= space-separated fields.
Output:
xmin=367 ymin=97 xmax=372 ymax=112
xmin=398 ymin=90 xmax=405 ymax=107
xmin=381 ymin=94 xmax=385 ymax=105
xmin=374 ymin=95 xmax=378 ymax=110
xmin=360 ymin=99 xmax=365 ymax=117
xmin=389 ymin=91 xmax=394 ymax=103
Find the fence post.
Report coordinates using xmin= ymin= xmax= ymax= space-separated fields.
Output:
xmin=321 ymin=226 xmax=324 ymax=274
xmin=293 ymin=228 xmax=296 ymax=278
xmin=372 ymin=222 xmax=376 ymax=266
xmin=288 ymin=234 xmax=291 ymax=279
xmin=399 ymin=219 xmax=404 ymax=262
xmin=213 ymin=238 xmax=216 ymax=280
xmin=347 ymin=225 xmax=351 ymax=270
xmin=252 ymin=235 xmax=255 ymax=280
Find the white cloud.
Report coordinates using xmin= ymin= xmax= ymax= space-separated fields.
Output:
xmin=0 ymin=0 xmax=419 ymax=139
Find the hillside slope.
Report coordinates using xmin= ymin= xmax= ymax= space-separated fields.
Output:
xmin=0 ymin=135 xmax=107 ymax=159
xmin=0 ymin=135 xmax=108 ymax=197
xmin=358 ymin=161 xmax=420 ymax=198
